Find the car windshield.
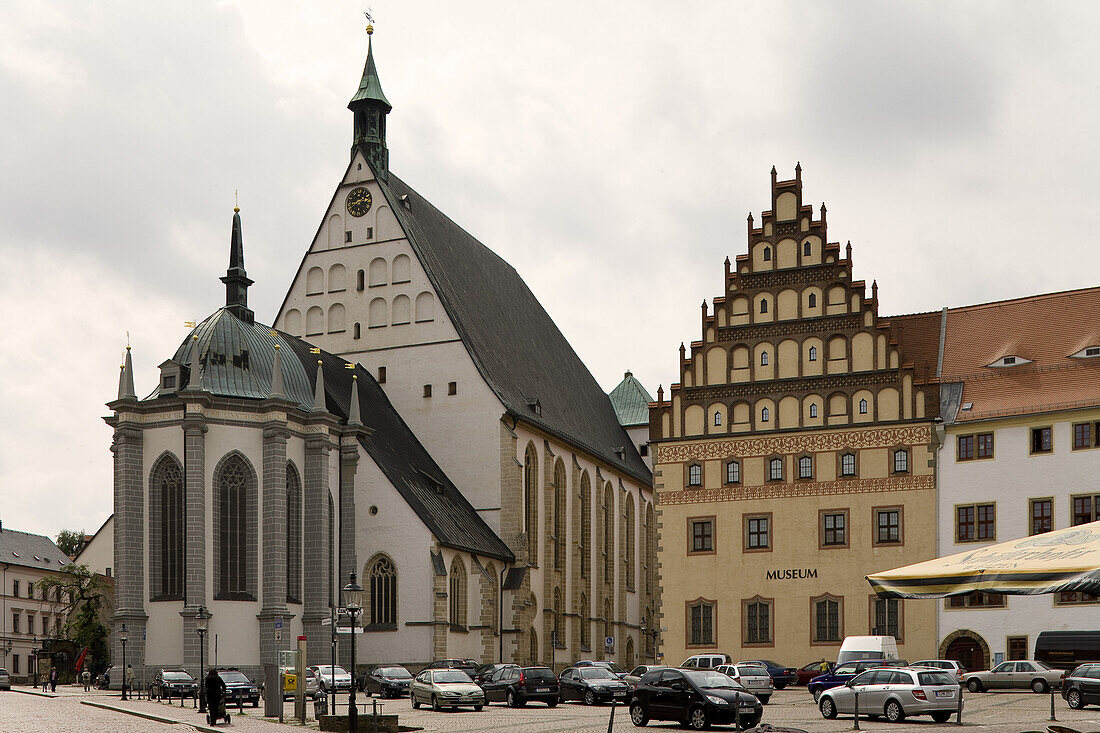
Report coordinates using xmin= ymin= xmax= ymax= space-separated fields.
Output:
xmin=219 ymin=672 xmax=250 ymax=684
xmin=579 ymin=668 xmax=615 ymax=679
xmin=601 ymin=662 xmax=626 ymax=674
xmin=684 ymin=670 xmax=738 ymax=689
xmin=434 ymin=671 xmax=472 ymax=683
xmin=918 ymin=671 xmax=955 ymax=686
xmin=163 ymin=672 xmax=193 ymax=681
xmin=380 ymin=667 xmax=411 ymax=678
xmin=525 ymin=668 xmax=556 ymax=681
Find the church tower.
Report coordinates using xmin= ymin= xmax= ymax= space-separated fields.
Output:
xmin=348 ymin=26 xmax=391 ymax=178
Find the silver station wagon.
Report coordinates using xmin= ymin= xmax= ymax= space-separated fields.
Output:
xmin=715 ymin=663 xmax=774 ymax=704
xmin=410 ymin=669 xmax=485 ymax=711
xmin=819 ymin=667 xmax=960 ymax=723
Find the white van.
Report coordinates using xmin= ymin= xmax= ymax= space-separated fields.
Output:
xmin=837 ymin=635 xmax=899 ymax=664
xmin=681 ymin=653 xmax=733 ymax=669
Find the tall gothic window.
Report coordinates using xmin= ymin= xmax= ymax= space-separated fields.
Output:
xmin=215 ymin=453 xmax=254 ymax=599
xmin=151 ymin=455 xmax=184 ymax=599
xmin=553 ymin=460 xmax=566 ymax=569
xmin=367 ymin=555 xmax=397 ymax=627
xmin=625 ymin=495 xmax=636 ymax=590
xmin=524 ymin=444 xmax=538 ymax=562
xmin=603 ymin=485 xmax=614 ymax=581
xmin=449 ymin=557 xmax=467 ymax=628
xmin=579 ymin=474 xmax=591 ymax=579
xmin=808 ymin=292 xmax=817 ymax=308
xmin=580 ymin=592 xmax=590 ymax=648
xmin=552 ymin=587 xmax=563 ymax=647
xmin=286 ymin=463 xmax=302 ymax=603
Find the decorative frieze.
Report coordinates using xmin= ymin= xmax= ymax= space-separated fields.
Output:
xmin=658 ymin=473 xmax=934 ymax=504
xmin=657 ymin=424 xmax=931 ymax=462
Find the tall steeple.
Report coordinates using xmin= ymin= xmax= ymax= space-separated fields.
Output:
xmin=220 ymin=205 xmax=255 ymax=324
xmin=348 ymin=25 xmax=392 ymax=178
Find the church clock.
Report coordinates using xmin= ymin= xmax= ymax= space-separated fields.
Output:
xmin=345 ymin=187 xmax=372 ymax=217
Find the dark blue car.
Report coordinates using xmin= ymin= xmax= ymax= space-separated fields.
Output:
xmin=807 ymin=659 xmax=909 ymax=700
xmin=745 ymin=659 xmax=798 ymax=690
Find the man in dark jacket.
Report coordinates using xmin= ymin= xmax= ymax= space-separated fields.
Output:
xmin=204 ymin=669 xmax=226 ymax=723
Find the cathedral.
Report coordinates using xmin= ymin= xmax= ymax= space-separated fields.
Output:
xmin=107 ymin=30 xmax=656 ymax=678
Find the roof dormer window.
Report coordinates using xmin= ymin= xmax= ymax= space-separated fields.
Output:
xmin=1070 ymin=346 xmax=1100 ymax=359
xmin=987 ymin=355 xmax=1031 ymax=368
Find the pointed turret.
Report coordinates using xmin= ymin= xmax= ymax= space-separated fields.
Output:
xmin=348 ymin=374 xmax=362 ymax=426
xmin=349 ymin=25 xmax=392 ymax=177
xmin=313 ymin=360 xmax=327 ymax=412
xmin=186 ymin=336 xmax=203 ymax=391
xmin=270 ymin=343 xmax=286 ymax=399
xmin=118 ymin=346 xmax=136 ymax=400
xmin=220 ymin=206 xmax=255 ymax=324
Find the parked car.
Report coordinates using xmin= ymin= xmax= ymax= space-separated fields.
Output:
xmin=280 ymin=667 xmax=319 ymax=699
xmin=310 ymin=664 xmax=353 ymax=693
xmin=961 ymin=660 xmax=1064 ymax=693
xmin=624 ymin=665 xmax=668 ymax=690
xmin=358 ymin=665 xmax=413 ymax=697
xmin=818 ymin=667 xmax=960 ymax=723
xmin=837 ymin=635 xmax=900 ymax=665
xmin=558 ymin=666 xmax=630 ymax=705
xmin=0 ymin=668 xmax=10 ymax=691
xmin=808 ymin=659 xmax=910 ymax=701
xmin=574 ymin=659 xmax=629 ymax=678
xmin=797 ymin=660 xmax=833 ymax=686
xmin=744 ymin=660 xmax=797 ymax=690
xmin=629 ymin=666 xmax=763 ymax=730
xmin=681 ymin=653 xmax=733 ymax=669
xmin=217 ymin=669 xmax=261 ymax=707
xmin=912 ymin=659 xmax=966 ymax=679
xmin=481 ymin=665 xmax=559 ymax=707
xmin=716 ymin=663 xmax=773 ymax=704
xmin=148 ymin=669 xmax=198 ymax=700
xmin=472 ymin=663 xmax=517 ymax=686
xmin=1062 ymin=662 xmax=1100 ymax=709
xmin=425 ymin=658 xmax=480 ymax=680
xmin=410 ymin=668 xmax=485 ymax=711
xmin=1036 ymin=630 xmax=1100 ymax=671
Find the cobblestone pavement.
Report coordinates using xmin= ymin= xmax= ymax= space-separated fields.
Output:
xmin=4 ymin=684 xmax=1100 ymax=732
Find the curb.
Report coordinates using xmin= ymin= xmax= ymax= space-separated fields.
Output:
xmin=13 ymin=688 xmax=59 ymax=698
xmin=80 ymin=699 xmax=222 ymax=732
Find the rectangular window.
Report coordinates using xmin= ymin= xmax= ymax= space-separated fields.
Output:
xmin=957 ymin=435 xmax=974 ymax=460
xmin=344 ymin=230 xmax=352 ymax=243
xmin=688 ymin=601 xmax=715 ymax=646
xmin=798 ymin=456 xmax=813 ymax=479
xmin=10 ymin=654 xmax=17 ymax=675
xmin=423 ymin=384 xmax=432 ymax=398
xmin=11 ymin=612 xmax=18 ymax=634
xmin=820 ymin=510 xmax=848 ymax=548
xmin=1072 ymin=494 xmax=1099 ymax=525
xmin=1055 ymin=590 xmax=1100 ymax=605
xmin=956 ymin=503 xmax=995 ymax=542
xmin=42 ymin=615 xmax=48 ymax=635
xmin=447 ymin=381 xmax=457 ymax=395
xmin=1074 ymin=423 xmax=1092 ymax=449
xmin=725 ymin=461 xmax=740 ymax=485
xmin=1007 ymin=636 xmax=1028 ymax=660
xmin=688 ymin=464 xmax=702 ymax=487
xmin=689 ymin=518 xmax=714 ymax=554
xmin=893 ymin=449 xmax=909 ymax=473
xmin=812 ymin=597 xmax=842 ymax=643
xmin=946 ymin=591 xmax=1006 ymax=608
xmin=872 ymin=597 xmax=901 ymax=640
xmin=743 ymin=598 xmax=773 ymax=645
xmin=745 ymin=515 xmax=770 ymax=551
xmin=11 ymin=580 xmax=18 ymax=597
xmin=377 ymin=366 xmax=386 ymax=383
xmin=977 ymin=433 xmax=994 ymax=459
xmin=874 ymin=508 xmax=902 ymax=545
xmin=768 ymin=458 xmax=783 ymax=481
xmin=1030 ymin=498 xmax=1052 ymax=535
xmin=840 ymin=453 xmax=856 ymax=476
xmin=1031 ymin=427 xmax=1052 ymax=454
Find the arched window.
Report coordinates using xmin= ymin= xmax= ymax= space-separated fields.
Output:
xmin=580 ymin=592 xmax=590 ymax=648
xmin=356 ymin=269 xmax=365 ymax=291
xmin=215 ymin=453 xmax=255 ymax=599
xmin=367 ymin=555 xmax=397 ymax=627
xmin=626 ymin=637 xmax=635 ymax=669
xmin=553 ymin=460 xmax=566 ymax=569
xmin=353 ymin=322 xmax=361 ymax=339
xmin=603 ymin=486 xmax=614 ymax=580
xmin=688 ymin=464 xmax=702 ymax=486
xmin=368 ymin=257 xmax=388 ymax=286
xmin=893 ymin=449 xmax=909 ymax=474
xmin=552 ymin=587 xmax=563 ymax=647
xmin=286 ymin=463 xmax=302 ymax=603
xmin=761 ymin=407 xmax=770 ymax=422
xmin=809 ymin=346 xmax=818 ymax=361
xmin=625 ymin=495 xmax=636 ymax=590
xmin=579 ymin=473 xmax=591 ymax=579
xmin=391 ymin=254 xmax=411 ymax=283
xmin=760 ymin=299 xmax=769 ymax=314
xmin=725 ymin=460 xmax=740 ymax=485
xmin=368 ymin=298 xmax=387 ymax=328
xmin=768 ymin=457 xmax=783 ymax=481
xmin=808 ymin=293 xmax=817 ymax=308
xmin=524 ymin=444 xmax=538 ymax=562
xmin=763 ymin=247 xmax=771 ymax=261
xmin=529 ymin=627 xmax=538 ymax=666
xmin=799 ymin=456 xmax=813 ymax=479
xmin=760 ymin=351 xmax=769 ymax=366
xmin=713 ymin=411 xmax=722 ymax=426
xmin=604 ymin=598 xmax=613 ymax=639
xmin=150 ymin=454 xmax=184 ymax=599
xmin=859 ymin=399 xmax=868 ymax=414
xmin=804 ymin=241 xmax=812 ymax=257
xmin=841 ymin=452 xmax=857 ymax=477
xmin=391 ymin=294 xmax=411 ymax=325
xmin=810 ymin=403 xmax=819 ymax=418
xmin=414 ymin=291 xmax=435 ymax=322
xmin=448 ymin=557 xmax=467 ymax=628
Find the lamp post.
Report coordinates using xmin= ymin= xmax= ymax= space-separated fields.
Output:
xmin=196 ymin=606 xmax=211 ymax=713
xmin=342 ymin=573 xmax=365 ymax=733
xmin=119 ymin=624 xmax=128 ymax=700
xmin=31 ymin=637 xmax=39 ymax=685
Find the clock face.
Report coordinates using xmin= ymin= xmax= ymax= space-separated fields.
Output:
xmin=345 ymin=187 xmax=372 ymax=217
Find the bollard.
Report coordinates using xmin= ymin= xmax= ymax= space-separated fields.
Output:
xmin=1049 ymin=690 xmax=1056 ymax=721
xmin=239 ymin=694 xmax=244 ymax=714
xmin=180 ymin=689 xmax=184 ymax=707
xmin=606 ymin=699 xmax=615 ymax=733
xmin=735 ymin=696 xmax=741 ymax=729
xmin=956 ymin=685 xmax=963 ymax=724
xmin=372 ymin=699 xmax=379 ymax=733
xmin=852 ymin=690 xmax=861 ymax=730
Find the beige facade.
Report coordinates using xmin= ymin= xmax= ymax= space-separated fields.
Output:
xmin=651 ymin=167 xmax=939 ymax=666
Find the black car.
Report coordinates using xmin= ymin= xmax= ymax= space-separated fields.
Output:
xmin=629 ymin=667 xmax=763 ymax=730
xmin=1062 ymin=661 xmax=1100 ymax=709
xmin=482 ymin=665 xmax=559 ymax=707
xmin=744 ymin=660 xmax=798 ymax=690
xmin=358 ymin=665 xmax=414 ymax=698
xmin=473 ymin=663 xmax=518 ymax=686
xmin=149 ymin=669 xmax=198 ymax=700
xmin=426 ymin=658 xmax=480 ymax=679
xmin=624 ymin=665 xmax=669 ymax=690
xmin=217 ymin=669 xmax=261 ymax=707
xmin=558 ymin=666 xmax=630 ymax=705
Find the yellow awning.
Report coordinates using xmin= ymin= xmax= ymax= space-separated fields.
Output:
xmin=867 ymin=520 xmax=1100 ymax=598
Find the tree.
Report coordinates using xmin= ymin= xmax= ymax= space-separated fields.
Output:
xmin=55 ymin=529 xmax=88 ymax=559
xmin=35 ymin=564 xmax=112 ymax=672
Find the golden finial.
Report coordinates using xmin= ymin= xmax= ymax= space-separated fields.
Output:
xmin=120 ymin=364 xmax=125 ymax=371
xmin=126 ymin=330 xmax=131 ymax=349
xmin=193 ymin=335 xmax=199 ymax=341
xmin=318 ymin=359 xmax=324 ymax=366
xmin=366 ymin=24 xmax=373 ymax=35
xmin=353 ymin=374 xmax=358 ymax=381
xmin=274 ymin=344 xmax=280 ymax=350
xmin=234 ymin=190 xmax=239 ymax=213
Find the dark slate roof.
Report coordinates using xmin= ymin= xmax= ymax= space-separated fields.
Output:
xmin=0 ymin=527 xmax=70 ymax=570
xmin=372 ymin=163 xmax=651 ymax=485
xmin=608 ymin=371 xmax=654 ymax=427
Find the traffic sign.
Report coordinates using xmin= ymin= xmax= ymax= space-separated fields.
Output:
xmin=275 ymin=618 xmax=283 ymax=630
xmin=604 ymin=636 xmax=614 ymax=647
xmin=335 ymin=627 xmax=363 ymax=634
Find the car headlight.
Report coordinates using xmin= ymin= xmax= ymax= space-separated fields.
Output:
xmin=443 ymin=690 xmax=460 ymax=696
xmin=250 ymin=687 xmax=259 ymax=693
xmin=706 ymin=695 xmax=727 ymax=705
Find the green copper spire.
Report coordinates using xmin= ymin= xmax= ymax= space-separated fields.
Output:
xmin=348 ymin=26 xmax=391 ymax=177
xmin=220 ymin=205 xmax=255 ymax=324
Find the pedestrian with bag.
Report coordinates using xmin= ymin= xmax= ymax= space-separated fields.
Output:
xmin=204 ymin=668 xmax=229 ymax=725
xmin=49 ymin=666 xmax=58 ymax=692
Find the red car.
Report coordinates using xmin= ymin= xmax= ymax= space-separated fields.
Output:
xmin=797 ymin=660 xmax=833 ymax=686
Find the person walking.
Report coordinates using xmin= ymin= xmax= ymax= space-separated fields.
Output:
xmin=49 ymin=666 xmax=58 ymax=692
xmin=204 ymin=668 xmax=227 ymax=725
xmin=82 ymin=669 xmax=91 ymax=692
xmin=126 ymin=665 xmax=135 ymax=699
xmin=40 ymin=672 xmax=48 ymax=692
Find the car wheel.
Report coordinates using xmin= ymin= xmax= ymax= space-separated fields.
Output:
xmin=688 ymin=704 xmax=710 ymax=730
xmin=547 ymin=699 xmax=558 ymax=708
xmin=1067 ymin=689 xmax=1084 ymax=709
xmin=758 ymin=695 xmax=770 ymax=705
xmin=474 ymin=705 xmax=483 ymax=711
xmin=820 ymin=696 xmax=837 ymax=719
xmin=966 ymin=679 xmax=982 ymax=693
xmin=885 ymin=699 xmax=905 ymax=723
xmin=225 ymin=713 xmax=231 ymax=724
xmin=932 ymin=711 xmax=952 ymax=723
xmin=1031 ymin=678 xmax=1049 ymax=694
xmin=584 ymin=689 xmax=596 ymax=706
xmin=432 ymin=695 xmax=441 ymax=712
xmin=630 ymin=701 xmax=649 ymax=726
xmin=739 ymin=715 xmax=760 ymax=730
xmin=411 ymin=694 xmax=421 ymax=709
xmin=774 ymin=682 xmax=787 ymax=690
xmin=811 ymin=687 xmax=823 ymax=702
xmin=507 ymin=689 xmax=518 ymax=708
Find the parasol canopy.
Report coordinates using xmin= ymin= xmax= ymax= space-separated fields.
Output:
xmin=867 ymin=520 xmax=1100 ymax=599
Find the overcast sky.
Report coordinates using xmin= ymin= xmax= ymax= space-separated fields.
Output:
xmin=3 ymin=1 xmax=1099 ymax=542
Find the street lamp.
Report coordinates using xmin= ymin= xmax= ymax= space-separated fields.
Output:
xmin=31 ymin=637 xmax=39 ymax=685
xmin=119 ymin=624 xmax=128 ymax=700
xmin=196 ymin=606 xmax=211 ymax=712
xmin=342 ymin=573 xmax=365 ymax=733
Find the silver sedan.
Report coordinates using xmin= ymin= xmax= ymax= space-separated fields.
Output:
xmin=819 ymin=667 xmax=960 ymax=723
xmin=961 ymin=660 xmax=1064 ymax=693
xmin=409 ymin=669 xmax=485 ymax=711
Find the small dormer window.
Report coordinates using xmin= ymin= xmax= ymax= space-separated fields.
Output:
xmin=162 ymin=375 xmax=176 ymax=390
xmin=1070 ymin=346 xmax=1100 ymax=359
xmin=1003 ymin=357 xmax=1016 ymax=365
xmin=987 ymin=355 xmax=1031 ymax=368
xmin=962 ymin=402 xmax=974 ymax=411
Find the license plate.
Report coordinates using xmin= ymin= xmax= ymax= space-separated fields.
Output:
xmin=536 ymin=687 xmax=550 ymax=692
xmin=749 ymin=681 xmax=764 ymax=686
xmin=615 ymin=691 xmax=627 ymax=697
xmin=935 ymin=690 xmax=953 ymax=698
